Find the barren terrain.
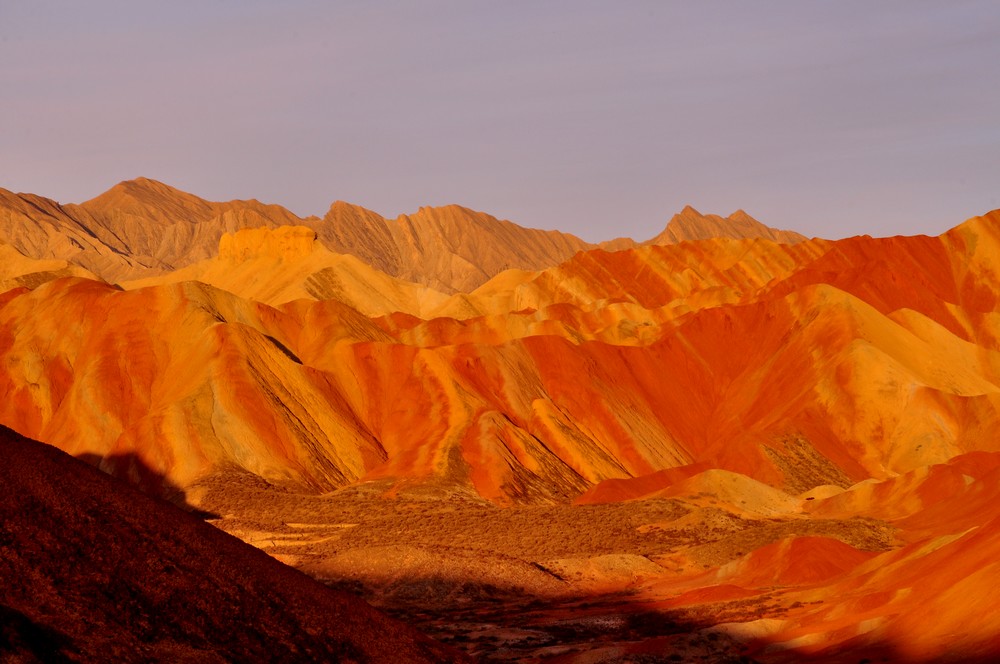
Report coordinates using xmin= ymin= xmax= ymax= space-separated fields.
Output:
xmin=4 ymin=180 xmax=1000 ymax=661
xmin=190 ymin=470 xmax=915 ymax=662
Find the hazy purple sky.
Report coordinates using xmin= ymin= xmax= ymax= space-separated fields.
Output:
xmin=2 ymin=1 xmax=998 ymax=241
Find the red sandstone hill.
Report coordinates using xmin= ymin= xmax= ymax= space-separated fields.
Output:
xmin=0 ymin=424 xmax=462 ymax=663
xmin=2 ymin=211 xmax=999 ymax=504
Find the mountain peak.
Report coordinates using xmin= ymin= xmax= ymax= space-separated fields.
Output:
xmin=404 ymin=203 xmax=491 ymax=222
xmin=647 ymin=206 xmax=807 ymax=245
xmin=92 ymin=177 xmax=191 ymax=201
xmin=79 ymin=177 xmax=215 ymax=220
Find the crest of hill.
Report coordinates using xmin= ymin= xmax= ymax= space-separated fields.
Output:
xmin=70 ymin=178 xmax=307 ymax=273
xmin=0 ymin=424 xmax=460 ymax=662
xmin=0 ymin=178 xmax=306 ymax=282
xmin=647 ymin=205 xmax=808 ymax=245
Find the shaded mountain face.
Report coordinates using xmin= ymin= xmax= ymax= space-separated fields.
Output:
xmin=0 ymin=178 xmax=803 ymax=292
xmin=0 ymin=425 xmax=462 ymax=663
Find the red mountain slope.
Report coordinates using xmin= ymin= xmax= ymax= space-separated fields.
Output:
xmin=0 ymin=425 xmax=462 ymax=662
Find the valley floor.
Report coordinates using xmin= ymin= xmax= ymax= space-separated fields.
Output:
xmin=190 ymin=472 xmax=924 ymax=663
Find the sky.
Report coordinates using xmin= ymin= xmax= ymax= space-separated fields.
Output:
xmin=2 ymin=1 xmax=998 ymax=242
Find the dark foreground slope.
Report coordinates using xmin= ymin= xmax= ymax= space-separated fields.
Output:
xmin=0 ymin=425 xmax=463 ymax=663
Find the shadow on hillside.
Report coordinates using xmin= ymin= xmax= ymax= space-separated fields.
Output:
xmin=336 ymin=575 xmax=1000 ymax=663
xmin=75 ymin=452 xmax=220 ymax=520
xmin=265 ymin=334 xmax=302 ymax=364
xmin=0 ymin=604 xmax=77 ymax=663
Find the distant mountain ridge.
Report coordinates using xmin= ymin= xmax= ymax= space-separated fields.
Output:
xmin=648 ymin=204 xmax=808 ymax=245
xmin=0 ymin=178 xmax=807 ymax=292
